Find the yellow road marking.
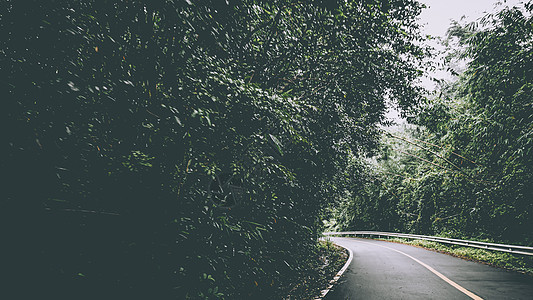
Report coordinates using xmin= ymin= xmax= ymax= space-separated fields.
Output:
xmin=354 ymin=239 xmax=484 ymax=300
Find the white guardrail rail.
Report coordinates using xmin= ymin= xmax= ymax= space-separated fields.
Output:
xmin=323 ymin=231 xmax=533 ymax=256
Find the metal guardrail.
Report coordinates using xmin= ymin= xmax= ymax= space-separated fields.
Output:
xmin=323 ymin=231 xmax=533 ymax=256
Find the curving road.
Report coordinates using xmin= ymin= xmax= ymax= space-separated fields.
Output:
xmin=325 ymin=237 xmax=533 ymax=300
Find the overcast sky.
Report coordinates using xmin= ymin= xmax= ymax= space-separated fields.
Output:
xmin=419 ymin=0 xmax=524 ymax=37
xmin=418 ymin=0 xmax=525 ymax=84
xmin=384 ymin=0 xmax=525 ymax=124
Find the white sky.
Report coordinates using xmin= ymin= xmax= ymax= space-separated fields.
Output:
xmin=419 ymin=0 xmax=525 ymax=85
xmin=384 ymin=0 xmax=525 ymax=124
xmin=419 ymin=0 xmax=524 ymax=37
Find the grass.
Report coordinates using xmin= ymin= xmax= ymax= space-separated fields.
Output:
xmin=381 ymin=237 xmax=533 ymax=276
xmin=283 ymin=240 xmax=348 ymax=299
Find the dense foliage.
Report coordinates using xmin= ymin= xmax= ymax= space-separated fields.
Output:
xmin=334 ymin=2 xmax=533 ymax=245
xmin=2 ymin=0 xmax=427 ymax=298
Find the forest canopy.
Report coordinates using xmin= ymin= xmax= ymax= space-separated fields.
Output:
xmin=4 ymin=0 xmax=531 ymax=298
xmin=2 ymin=0 xmax=428 ymax=298
xmin=333 ymin=1 xmax=533 ymax=246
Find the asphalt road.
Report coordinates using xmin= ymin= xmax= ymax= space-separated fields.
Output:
xmin=325 ymin=237 xmax=533 ymax=300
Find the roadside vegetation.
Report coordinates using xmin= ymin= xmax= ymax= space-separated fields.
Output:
xmin=4 ymin=0 xmax=531 ymax=297
xmin=3 ymin=0 xmax=425 ymax=298
xmin=285 ymin=240 xmax=348 ymax=299
xmin=383 ymin=237 xmax=533 ymax=276
xmin=330 ymin=1 xmax=533 ymax=251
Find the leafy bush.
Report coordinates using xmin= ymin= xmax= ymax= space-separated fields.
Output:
xmin=2 ymin=0 xmax=426 ymax=298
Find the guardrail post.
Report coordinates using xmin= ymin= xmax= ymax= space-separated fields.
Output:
xmin=322 ymin=231 xmax=533 ymax=256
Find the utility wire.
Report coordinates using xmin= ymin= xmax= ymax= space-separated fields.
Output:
xmin=385 ymin=132 xmax=473 ymax=179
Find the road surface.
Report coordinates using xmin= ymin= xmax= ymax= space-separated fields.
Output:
xmin=325 ymin=237 xmax=533 ymax=300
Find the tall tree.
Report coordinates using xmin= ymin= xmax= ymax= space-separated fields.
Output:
xmin=335 ymin=1 xmax=533 ymax=246
xmin=2 ymin=0 xmax=428 ymax=298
